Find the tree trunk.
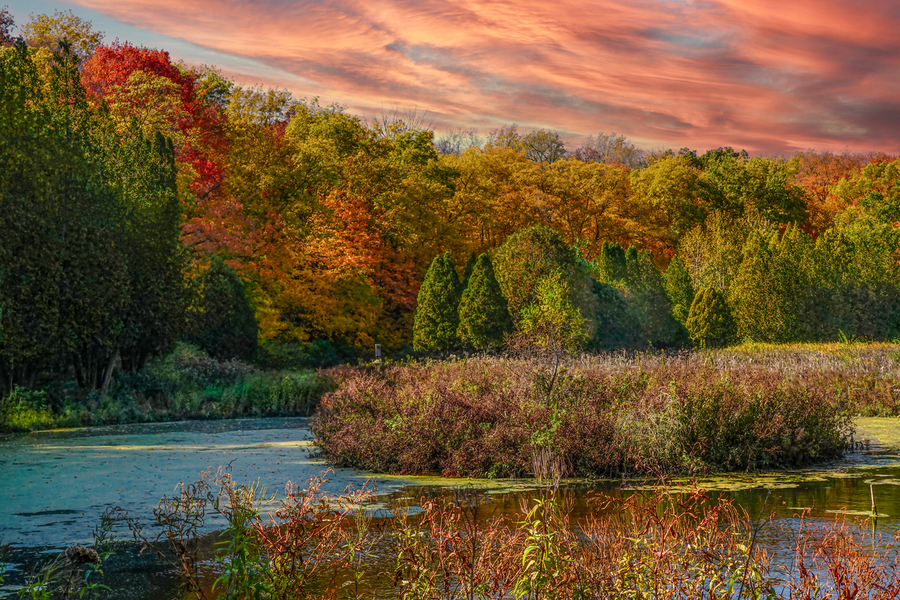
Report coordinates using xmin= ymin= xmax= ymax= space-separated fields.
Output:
xmin=100 ymin=349 xmax=119 ymax=395
xmin=72 ymin=353 xmax=86 ymax=389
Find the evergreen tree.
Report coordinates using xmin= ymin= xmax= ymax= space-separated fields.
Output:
xmin=457 ymin=254 xmax=514 ymax=349
xmin=413 ymin=252 xmax=462 ymax=351
xmin=596 ymin=241 xmax=627 ymax=284
xmin=685 ymin=285 xmax=736 ymax=348
xmin=771 ymin=226 xmax=814 ymax=340
xmin=188 ymin=256 xmax=258 ymax=360
xmin=116 ymin=131 xmax=186 ymax=372
xmin=462 ymin=252 xmax=478 ymax=286
xmin=590 ymin=280 xmax=642 ymax=348
xmin=730 ymin=226 xmax=813 ymax=342
xmin=0 ymin=42 xmax=130 ymax=392
xmin=663 ymin=256 xmax=695 ymax=324
xmin=625 ymin=248 xmax=685 ymax=346
xmin=729 ymin=229 xmax=776 ymax=341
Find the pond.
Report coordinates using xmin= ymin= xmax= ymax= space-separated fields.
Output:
xmin=1 ymin=417 xmax=899 ymax=598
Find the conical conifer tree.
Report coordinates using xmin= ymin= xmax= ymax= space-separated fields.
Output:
xmin=730 ymin=229 xmax=781 ymax=341
xmin=413 ymin=252 xmax=462 ymax=351
xmin=625 ymin=248 xmax=684 ymax=346
xmin=664 ymin=256 xmax=695 ymax=324
xmin=457 ymin=254 xmax=514 ymax=349
xmin=462 ymin=252 xmax=478 ymax=286
xmin=685 ymin=284 xmax=735 ymax=348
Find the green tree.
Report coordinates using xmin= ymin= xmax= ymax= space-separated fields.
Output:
xmin=663 ymin=256 xmax=694 ymax=324
xmin=516 ymin=270 xmax=587 ymax=353
xmin=413 ymin=252 xmax=462 ymax=351
xmin=685 ymin=285 xmax=736 ymax=348
xmin=493 ymin=225 xmax=576 ymax=323
xmin=590 ymin=280 xmax=642 ymax=348
xmin=728 ymin=230 xmax=776 ymax=342
xmin=113 ymin=131 xmax=186 ymax=372
xmin=628 ymin=156 xmax=710 ymax=237
xmin=188 ymin=257 xmax=258 ymax=361
xmin=457 ymin=254 xmax=514 ymax=349
xmin=678 ymin=210 xmax=753 ymax=294
xmin=0 ymin=41 xmax=132 ymax=392
xmin=729 ymin=226 xmax=813 ymax=342
xmin=595 ymin=241 xmax=627 ymax=285
xmin=807 ymin=196 xmax=900 ymax=340
xmin=625 ymin=248 xmax=685 ymax=346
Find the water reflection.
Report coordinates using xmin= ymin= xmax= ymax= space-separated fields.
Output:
xmin=2 ymin=417 xmax=900 ymax=599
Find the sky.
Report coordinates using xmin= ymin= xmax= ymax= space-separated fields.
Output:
xmin=5 ymin=0 xmax=900 ymax=156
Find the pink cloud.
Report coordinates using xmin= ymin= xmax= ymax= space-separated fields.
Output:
xmin=67 ymin=0 xmax=900 ymax=155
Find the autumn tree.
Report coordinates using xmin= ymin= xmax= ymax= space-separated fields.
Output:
xmin=573 ymin=132 xmax=645 ymax=168
xmin=1 ymin=6 xmax=14 ymax=46
xmin=22 ymin=9 xmax=103 ymax=64
xmin=629 ymin=155 xmax=710 ymax=238
xmin=791 ymin=150 xmax=875 ymax=234
xmin=523 ymin=129 xmax=566 ymax=164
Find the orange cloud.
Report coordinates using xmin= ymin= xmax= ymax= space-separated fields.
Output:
xmin=65 ymin=0 xmax=900 ymax=154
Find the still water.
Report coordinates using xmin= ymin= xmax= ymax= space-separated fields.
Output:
xmin=1 ymin=417 xmax=899 ymax=598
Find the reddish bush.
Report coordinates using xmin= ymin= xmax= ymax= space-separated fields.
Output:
xmin=313 ymin=355 xmax=856 ymax=478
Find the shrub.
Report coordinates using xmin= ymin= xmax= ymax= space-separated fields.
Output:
xmin=255 ymin=338 xmax=343 ymax=369
xmin=0 ymin=387 xmax=58 ymax=431
xmin=313 ymin=355 xmax=852 ymax=478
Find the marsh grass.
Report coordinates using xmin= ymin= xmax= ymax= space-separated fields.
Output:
xmin=313 ymin=352 xmax=864 ymax=478
xmin=0 ymin=344 xmax=336 ymax=432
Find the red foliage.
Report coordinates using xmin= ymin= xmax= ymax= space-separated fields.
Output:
xmin=83 ymin=43 xmax=227 ymax=184
xmin=82 ymin=42 xmax=196 ymax=114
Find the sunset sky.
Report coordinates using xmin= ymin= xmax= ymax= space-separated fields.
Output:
xmin=6 ymin=0 xmax=900 ymax=156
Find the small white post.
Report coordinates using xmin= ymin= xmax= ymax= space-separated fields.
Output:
xmin=375 ymin=344 xmax=381 ymax=359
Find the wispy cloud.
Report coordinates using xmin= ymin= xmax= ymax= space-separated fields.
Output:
xmin=63 ymin=0 xmax=900 ymax=154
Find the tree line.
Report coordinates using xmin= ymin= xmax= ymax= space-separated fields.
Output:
xmin=2 ymin=9 xmax=899 ymax=391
